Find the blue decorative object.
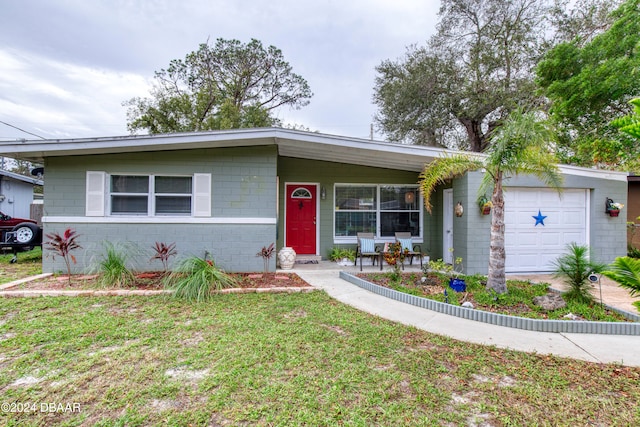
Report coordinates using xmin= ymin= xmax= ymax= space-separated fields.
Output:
xmin=449 ymin=278 xmax=466 ymax=292
xmin=532 ymin=210 xmax=547 ymax=226
xmin=398 ymin=238 xmax=412 ymax=252
xmin=360 ymin=238 xmax=376 ymax=253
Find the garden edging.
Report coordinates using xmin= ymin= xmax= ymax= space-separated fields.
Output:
xmin=0 ymin=274 xmax=316 ymax=297
xmin=340 ymin=271 xmax=640 ymax=335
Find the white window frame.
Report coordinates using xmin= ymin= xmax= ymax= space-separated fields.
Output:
xmin=333 ymin=183 xmax=422 ymax=244
xmin=85 ymin=172 xmax=211 ymax=218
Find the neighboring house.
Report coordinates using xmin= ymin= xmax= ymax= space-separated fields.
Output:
xmin=628 ymin=174 xmax=640 ymax=224
xmin=627 ymin=174 xmax=640 ymax=248
xmin=0 ymin=169 xmax=43 ymax=220
xmin=0 ymin=128 xmax=628 ymax=274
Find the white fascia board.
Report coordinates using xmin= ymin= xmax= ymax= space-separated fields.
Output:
xmin=557 ymin=164 xmax=629 ymax=182
xmin=43 ymin=216 xmax=277 ymax=225
xmin=0 ymin=127 xmax=631 ymax=182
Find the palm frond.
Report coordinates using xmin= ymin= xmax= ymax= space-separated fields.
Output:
xmin=552 ymin=243 xmax=606 ymax=303
xmin=419 ymin=154 xmax=483 ymax=213
xmin=602 ymin=256 xmax=640 ymax=297
xmin=487 ymin=109 xmax=563 ymax=191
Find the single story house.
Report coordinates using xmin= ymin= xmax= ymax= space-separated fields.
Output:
xmin=0 ymin=169 xmax=43 ymax=220
xmin=0 ymin=128 xmax=628 ymax=274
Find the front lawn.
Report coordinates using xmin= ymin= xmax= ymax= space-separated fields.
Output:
xmin=0 ymin=247 xmax=42 ymax=285
xmin=1 ymin=293 xmax=639 ymax=426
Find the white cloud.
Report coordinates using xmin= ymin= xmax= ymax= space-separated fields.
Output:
xmin=0 ymin=0 xmax=440 ymax=141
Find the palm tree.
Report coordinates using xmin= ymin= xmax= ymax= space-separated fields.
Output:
xmin=602 ymin=256 xmax=640 ymax=297
xmin=419 ymin=110 xmax=563 ymax=294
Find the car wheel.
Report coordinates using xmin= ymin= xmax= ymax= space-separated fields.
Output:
xmin=12 ymin=223 xmax=39 ymax=245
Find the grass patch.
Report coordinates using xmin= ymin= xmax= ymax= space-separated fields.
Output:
xmin=0 ymin=247 xmax=42 ymax=285
xmin=359 ymin=272 xmax=631 ymax=321
xmin=1 ymin=294 xmax=639 ymax=426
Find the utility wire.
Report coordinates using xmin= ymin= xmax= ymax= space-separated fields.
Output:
xmin=0 ymin=120 xmax=46 ymax=140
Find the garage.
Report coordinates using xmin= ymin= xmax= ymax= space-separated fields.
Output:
xmin=504 ymin=188 xmax=588 ymax=273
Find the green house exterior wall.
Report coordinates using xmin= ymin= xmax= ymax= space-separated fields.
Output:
xmin=447 ymin=170 xmax=628 ymax=275
xmin=40 ymin=144 xmax=625 ymax=276
xmin=276 ymin=157 xmax=436 ymax=261
xmin=42 ymin=147 xmax=278 ymax=273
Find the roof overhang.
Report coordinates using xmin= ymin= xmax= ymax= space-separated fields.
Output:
xmin=0 ymin=128 xmax=446 ymax=172
xmin=0 ymin=127 xmax=629 ymax=181
xmin=0 ymin=169 xmax=43 ymax=186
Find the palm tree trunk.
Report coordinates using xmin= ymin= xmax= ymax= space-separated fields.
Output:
xmin=487 ymin=173 xmax=508 ymax=293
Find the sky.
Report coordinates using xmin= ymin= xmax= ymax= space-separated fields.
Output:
xmin=0 ymin=0 xmax=441 ymax=142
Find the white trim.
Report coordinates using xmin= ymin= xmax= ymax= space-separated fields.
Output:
xmin=332 ymin=183 xmax=423 ymax=242
xmin=557 ymin=164 xmax=628 ymax=182
xmin=443 ymin=189 xmax=454 ymax=264
xmin=290 ymin=187 xmax=313 ymax=199
xmin=86 ymin=171 xmax=106 ymax=216
xmin=284 ymin=182 xmax=320 ymax=256
xmin=4 ymin=127 xmax=630 ymax=180
xmin=193 ymin=173 xmax=211 ymax=217
xmin=42 ymin=216 xmax=276 ymax=225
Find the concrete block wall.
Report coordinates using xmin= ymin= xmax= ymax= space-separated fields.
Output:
xmin=451 ymin=172 xmax=491 ymax=275
xmin=277 ymin=157 xmax=431 ymax=260
xmin=42 ymin=222 xmax=275 ymax=273
xmin=42 ymin=146 xmax=278 ymax=273
xmin=455 ymin=170 xmax=628 ymax=274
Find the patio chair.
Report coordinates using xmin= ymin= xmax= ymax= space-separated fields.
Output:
xmin=356 ymin=232 xmax=380 ymax=271
xmin=394 ymin=232 xmax=424 ymax=268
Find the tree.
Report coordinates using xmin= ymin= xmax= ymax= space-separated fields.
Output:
xmin=602 ymin=256 xmax=640 ymax=297
xmin=419 ymin=110 xmax=563 ymax=293
xmin=536 ymin=0 xmax=640 ymax=169
xmin=548 ymin=0 xmax=621 ymax=46
xmin=374 ymin=0 xmax=551 ymax=151
xmin=612 ymin=97 xmax=640 ymax=140
xmin=124 ymin=38 xmax=312 ymax=134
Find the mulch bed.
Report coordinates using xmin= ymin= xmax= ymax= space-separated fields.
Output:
xmin=8 ymin=272 xmax=312 ymax=291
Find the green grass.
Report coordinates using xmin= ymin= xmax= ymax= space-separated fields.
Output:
xmin=364 ymin=272 xmax=631 ymax=321
xmin=0 ymin=247 xmax=42 ymax=284
xmin=1 ymin=293 xmax=639 ymax=426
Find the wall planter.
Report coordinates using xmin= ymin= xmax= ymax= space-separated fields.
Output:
xmin=278 ymin=247 xmax=296 ymax=270
xmin=477 ymin=195 xmax=492 ymax=216
xmin=449 ymin=278 xmax=466 ymax=292
xmin=605 ymin=198 xmax=623 ymax=217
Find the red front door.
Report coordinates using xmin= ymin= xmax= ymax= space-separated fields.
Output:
xmin=285 ymin=184 xmax=317 ymax=255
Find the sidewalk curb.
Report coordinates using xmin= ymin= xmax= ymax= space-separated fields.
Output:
xmin=340 ymin=272 xmax=640 ymax=335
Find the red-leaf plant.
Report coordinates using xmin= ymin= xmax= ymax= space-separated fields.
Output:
xmin=256 ymin=243 xmax=276 ymax=273
xmin=150 ymin=242 xmax=177 ymax=271
xmin=44 ymin=228 xmax=82 ymax=283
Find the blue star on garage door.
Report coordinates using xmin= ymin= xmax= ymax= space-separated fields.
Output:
xmin=532 ymin=210 xmax=547 ymax=226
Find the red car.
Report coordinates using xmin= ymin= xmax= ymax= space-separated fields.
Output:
xmin=0 ymin=211 xmax=41 ymax=246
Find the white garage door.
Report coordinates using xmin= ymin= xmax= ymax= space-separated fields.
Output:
xmin=504 ymin=188 xmax=588 ymax=273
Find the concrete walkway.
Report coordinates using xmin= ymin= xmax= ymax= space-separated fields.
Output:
xmin=290 ymin=264 xmax=640 ymax=367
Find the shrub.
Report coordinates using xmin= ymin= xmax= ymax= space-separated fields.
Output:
xmin=94 ymin=242 xmax=136 ymax=288
xmin=256 ymin=243 xmax=275 ymax=272
xmin=164 ymin=256 xmax=238 ymax=302
xmin=328 ymin=247 xmax=356 ymax=262
xmin=44 ymin=228 xmax=82 ymax=283
xmin=151 ymin=242 xmax=177 ymax=271
xmin=602 ymin=256 xmax=640 ymax=297
xmin=552 ymin=243 xmax=605 ymax=304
